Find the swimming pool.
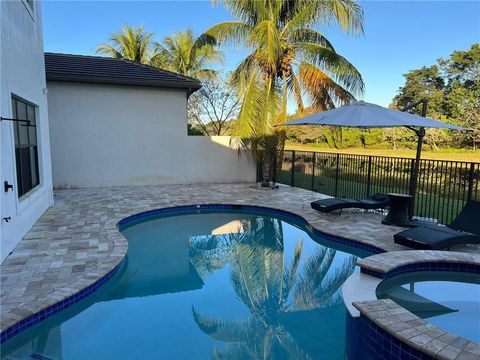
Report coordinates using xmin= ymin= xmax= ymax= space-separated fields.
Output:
xmin=376 ymin=271 xmax=480 ymax=344
xmin=1 ymin=208 xmax=371 ymax=359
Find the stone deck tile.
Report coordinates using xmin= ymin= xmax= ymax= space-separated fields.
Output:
xmin=1 ymin=183 xmax=479 ymax=335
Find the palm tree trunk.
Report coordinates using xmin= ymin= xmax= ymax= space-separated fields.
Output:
xmin=261 ymin=151 xmax=271 ymax=187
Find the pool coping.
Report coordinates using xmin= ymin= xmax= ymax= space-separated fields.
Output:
xmin=342 ymin=251 xmax=480 ymax=360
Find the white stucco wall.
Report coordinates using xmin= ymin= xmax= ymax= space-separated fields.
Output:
xmin=47 ymin=82 xmax=255 ymax=188
xmin=0 ymin=1 xmax=53 ymax=262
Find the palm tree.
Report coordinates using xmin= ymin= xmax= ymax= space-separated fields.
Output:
xmin=151 ymin=29 xmax=223 ymax=79
xmin=96 ymin=24 xmax=155 ymax=64
xmin=200 ymin=0 xmax=365 ymax=185
xmin=191 ymin=216 xmax=357 ymax=359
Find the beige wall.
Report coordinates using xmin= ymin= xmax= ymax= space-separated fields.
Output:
xmin=47 ymin=82 xmax=255 ymax=188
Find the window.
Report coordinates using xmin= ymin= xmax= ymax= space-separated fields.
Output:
xmin=11 ymin=97 xmax=40 ymax=197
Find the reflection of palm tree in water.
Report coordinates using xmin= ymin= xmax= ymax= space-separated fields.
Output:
xmin=190 ymin=216 xmax=357 ymax=359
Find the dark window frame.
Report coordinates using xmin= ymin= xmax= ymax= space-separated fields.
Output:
xmin=11 ymin=96 xmax=40 ymax=198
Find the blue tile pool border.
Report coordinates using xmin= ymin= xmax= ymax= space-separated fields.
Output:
xmin=354 ymin=259 xmax=480 ymax=359
xmin=361 ymin=261 xmax=480 ymax=279
xmin=117 ymin=203 xmax=386 ymax=255
xmin=0 ymin=259 xmax=125 ymax=345
xmin=346 ymin=311 xmax=435 ymax=360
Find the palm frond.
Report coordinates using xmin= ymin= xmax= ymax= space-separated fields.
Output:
xmin=276 ymin=332 xmax=313 ymax=360
xmin=230 ymin=54 xmax=259 ymax=96
xmin=277 ymin=81 xmax=289 ymax=124
xmin=296 ymin=43 xmax=364 ymax=95
xmin=286 ymin=0 xmax=364 ymax=35
xmin=287 ymin=29 xmax=335 ymax=51
xmin=286 ymin=73 xmax=305 ymax=114
xmin=291 ymin=247 xmax=335 ymax=310
xmin=192 ymin=306 xmax=254 ymax=343
xmin=150 ymin=29 xmax=222 ymax=77
xmin=298 ymin=62 xmax=357 ymax=110
xmin=95 ymin=44 xmax=123 ymax=59
xmin=323 ymin=0 xmax=365 ymax=35
xmin=231 ymin=70 xmax=282 ymax=141
xmin=200 ymin=21 xmax=254 ymax=48
xmin=219 ymin=0 xmax=269 ymax=25
xmin=232 ymin=72 xmax=262 ymax=138
xmin=231 ymin=243 xmax=272 ymax=313
xmin=95 ymin=24 xmax=154 ymax=64
xmin=281 ymin=239 xmax=303 ymax=306
xmin=313 ymin=255 xmax=357 ymax=307
xmin=250 ymin=20 xmax=281 ymax=72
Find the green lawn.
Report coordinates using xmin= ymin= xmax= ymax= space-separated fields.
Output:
xmin=284 ymin=143 xmax=480 ymax=162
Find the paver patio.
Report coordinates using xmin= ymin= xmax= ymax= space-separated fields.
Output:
xmin=1 ymin=182 xmax=479 ymax=335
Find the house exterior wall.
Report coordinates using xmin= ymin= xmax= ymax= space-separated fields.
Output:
xmin=0 ymin=1 xmax=54 ymax=262
xmin=47 ymin=82 xmax=256 ymax=188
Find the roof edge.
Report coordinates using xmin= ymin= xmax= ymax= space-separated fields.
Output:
xmin=46 ymin=75 xmax=201 ymax=94
xmin=44 ymin=52 xmax=202 ymax=95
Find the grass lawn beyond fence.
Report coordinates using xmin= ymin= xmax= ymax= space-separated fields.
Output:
xmin=284 ymin=143 xmax=480 ymax=162
xmin=275 ymin=150 xmax=479 ymax=225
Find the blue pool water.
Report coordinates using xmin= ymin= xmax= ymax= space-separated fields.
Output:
xmin=377 ymin=272 xmax=480 ymax=343
xmin=2 ymin=210 xmax=371 ymax=359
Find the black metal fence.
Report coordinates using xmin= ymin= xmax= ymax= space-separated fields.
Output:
xmin=276 ymin=150 xmax=480 ymax=225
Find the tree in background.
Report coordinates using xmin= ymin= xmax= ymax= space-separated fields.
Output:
xmin=441 ymin=44 xmax=480 ymax=149
xmin=96 ymin=26 xmax=222 ymax=77
xmin=98 ymin=27 xmax=224 ymax=136
xmin=150 ymin=29 xmax=225 ymax=136
xmin=188 ymin=72 xmax=241 ymax=136
xmin=392 ymin=43 xmax=480 ymax=150
xmin=461 ymin=108 xmax=480 ymax=150
xmin=151 ymin=29 xmax=222 ymax=79
xmin=96 ymin=25 xmax=155 ymax=64
xmin=187 ymin=123 xmax=205 ymax=136
xmin=200 ymin=0 xmax=365 ymax=186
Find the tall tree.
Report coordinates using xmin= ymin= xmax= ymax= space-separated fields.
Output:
xmin=392 ymin=43 xmax=480 ymax=149
xmin=152 ymin=29 xmax=224 ymax=136
xmin=200 ymin=0 xmax=365 ymax=185
xmin=390 ymin=65 xmax=447 ymax=150
xmin=96 ymin=24 xmax=155 ymax=64
xmin=188 ymin=73 xmax=241 ymax=135
xmin=151 ymin=29 xmax=223 ymax=79
xmin=391 ymin=66 xmax=445 ymax=118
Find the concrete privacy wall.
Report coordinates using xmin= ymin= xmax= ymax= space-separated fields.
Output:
xmin=47 ymin=82 xmax=256 ymax=188
xmin=0 ymin=1 xmax=53 ymax=262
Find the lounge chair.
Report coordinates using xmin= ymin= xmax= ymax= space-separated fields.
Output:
xmin=394 ymin=200 xmax=480 ymax=250
xmin=311 ymin=193 xmax=389 ymax=214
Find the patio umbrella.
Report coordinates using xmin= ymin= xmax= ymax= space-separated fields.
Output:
xmin=281 ymin=100 xmax=466 ymax=219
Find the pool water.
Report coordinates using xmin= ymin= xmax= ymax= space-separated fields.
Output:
xmin=377 ymin=272 xmax=480 ymax=343
xmin=2 ymin=210 xmax=370 ymax=360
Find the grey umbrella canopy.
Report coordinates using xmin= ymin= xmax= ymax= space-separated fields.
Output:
xmin=282 ymin=100 xmax=466 ymax=220
xmin=283 ymin=101 xmax=464 ymax=130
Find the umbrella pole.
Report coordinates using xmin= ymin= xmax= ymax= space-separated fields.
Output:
xmin=408 ymin=126 xmax=426 ymax=220
xmin=407 ymin=100 xmax=428 ymax=220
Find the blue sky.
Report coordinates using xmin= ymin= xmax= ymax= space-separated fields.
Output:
xmin=42 ymin=1 xmax=480 ymax=107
